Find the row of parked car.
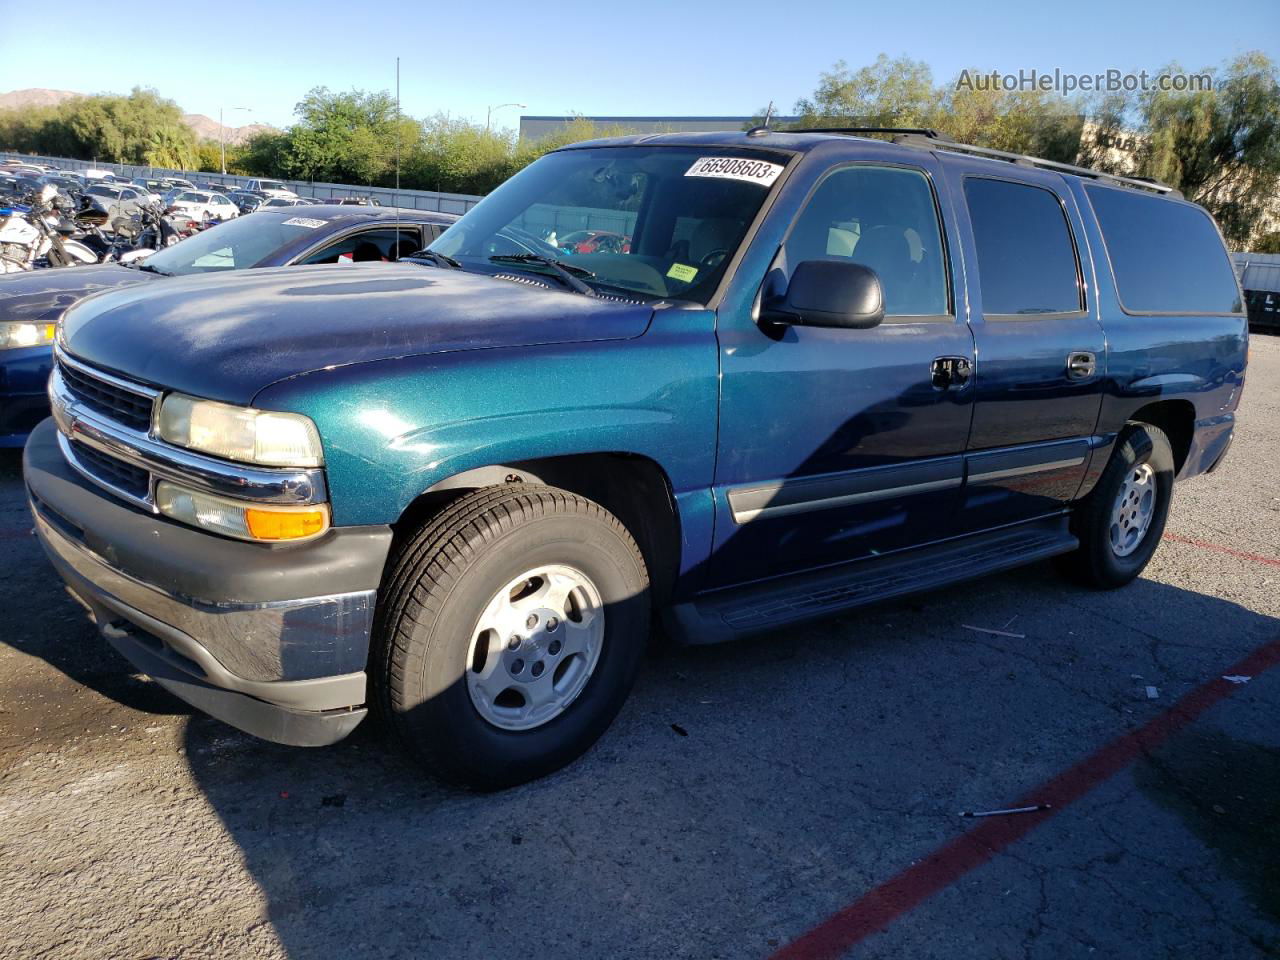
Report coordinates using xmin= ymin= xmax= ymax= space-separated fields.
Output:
xmin=2 ymin=161 xmax=383 ymax=228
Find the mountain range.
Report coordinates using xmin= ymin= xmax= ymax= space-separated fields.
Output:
xmin=0 ymin=89 xmax=276 ymax=145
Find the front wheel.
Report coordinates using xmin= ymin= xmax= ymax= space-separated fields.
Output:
xmin=1056 ymin=423 xmax=1175 ymax=589
xmin=374 ymin=485 xmax=650 ymax=789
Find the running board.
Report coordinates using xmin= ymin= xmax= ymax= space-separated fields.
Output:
xmin=666 ymin=516 xmax=1076 ymax=645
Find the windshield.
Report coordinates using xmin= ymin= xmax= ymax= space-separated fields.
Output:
xmin=428 ymin=146 xmax=789 ymax=302
xmin=140 ymin=211 xmax=327 ymax=276
xmin=259 ymin=180 xmax=286 ymax=191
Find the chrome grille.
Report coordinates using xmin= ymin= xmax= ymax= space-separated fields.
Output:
xmin=49 ymin=349 xmax=329 ymax=513
xmin=57 ymin=355 xmax=155 ymax=432
xmin=69 ymin=440 xmax=150 ymax=500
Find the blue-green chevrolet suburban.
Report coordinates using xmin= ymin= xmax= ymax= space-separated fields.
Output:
xmin=24 ymin=129 xmax=1246 ymax=788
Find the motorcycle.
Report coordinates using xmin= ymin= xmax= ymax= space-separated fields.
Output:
xmin=0 ymin=184 xmax=97 ymax=272
xmin=110 ymin=202 xmax=190 ymax=263
xmin=69 ymin=200 xmax=191 ymax=264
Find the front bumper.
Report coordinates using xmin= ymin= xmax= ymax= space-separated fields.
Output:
xmin=24 ymin=418 xmax=393 ymax=746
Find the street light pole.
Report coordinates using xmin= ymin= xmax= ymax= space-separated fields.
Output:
xmin=485 ymin=102 xmax=527 ymax=132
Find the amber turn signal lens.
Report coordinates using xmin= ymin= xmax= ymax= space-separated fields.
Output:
xmin=155 ymin=481 xmax=330 ymax=543
xmin=244 ymin=507 xmax=328 ymax=541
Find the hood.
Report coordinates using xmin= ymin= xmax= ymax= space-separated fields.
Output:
xmin=0 ymin=264 xmax=154 ymax=324
xmin=60 ymin=263 xmax=655 ymax=404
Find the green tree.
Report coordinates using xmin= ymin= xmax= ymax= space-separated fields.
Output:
xmin=48 ymin=89 xmax=197 ymax=167
xmin=275 ymin=87 xmax=407 ymax=184
xmin=1135 ymin=53 xmax=1280 ymax=247
xmin=793 ymin=55 xmax=941 ymax=128
xmin=941 ymin=83 xmax=1084 ymax=162
xmin=790 ymin=52 xmax=1280 ymax=247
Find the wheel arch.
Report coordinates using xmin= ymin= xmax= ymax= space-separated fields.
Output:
xmin=393 ymin=452 xmax=683 ymax=603
xmin=1127 ymin=399 xmax=1196 ymax=474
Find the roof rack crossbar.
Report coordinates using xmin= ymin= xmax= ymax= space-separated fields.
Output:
xmin=914 ymin=138 xmax=1181 ymax=197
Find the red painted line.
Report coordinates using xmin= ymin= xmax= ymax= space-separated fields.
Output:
xmin=771 ymin=635 xmax=1280 ymax=960
xmin=1162 ymin=532 xmax=1280 ymax=568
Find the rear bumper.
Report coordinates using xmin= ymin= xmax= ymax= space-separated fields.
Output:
xmin=1182 ymin=414 xmax=1235 ymax=479
xmin=24 ymin=418 xmax=393 ymax=746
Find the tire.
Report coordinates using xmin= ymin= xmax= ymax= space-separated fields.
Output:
xmin=1056 ymin=423 xmax=1175 ymax=589
xmin=373 ymin=484 xmax=650 ymax=789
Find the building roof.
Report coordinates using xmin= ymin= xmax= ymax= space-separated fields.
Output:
xmin=1233 ymin=252 xmax=1280 ymax=292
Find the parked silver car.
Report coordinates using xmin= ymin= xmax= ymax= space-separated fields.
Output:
xmin=82 ymin=183 xmax=150 ymax=223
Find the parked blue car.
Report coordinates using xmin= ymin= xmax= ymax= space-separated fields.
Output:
xmin=0 ymin=205 xmax=456 ymax=446
xmin=24 ymin=130 xmax=1246 ymax=788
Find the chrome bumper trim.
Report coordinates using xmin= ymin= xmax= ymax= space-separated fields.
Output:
xmin=49 ymin=365 xmax=327 ymax=507
xmin=32 ymin=499 xmax=371 ymax=709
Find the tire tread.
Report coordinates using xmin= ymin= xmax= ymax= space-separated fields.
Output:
xmin=371 ymin=484 xmax=645 ymax=782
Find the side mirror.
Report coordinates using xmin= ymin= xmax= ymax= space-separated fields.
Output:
xmin=762 ymin=259 xmax=885 ymax=330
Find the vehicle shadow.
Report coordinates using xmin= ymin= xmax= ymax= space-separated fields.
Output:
xmin=177 ymin=569 xmax=1280 ymax=959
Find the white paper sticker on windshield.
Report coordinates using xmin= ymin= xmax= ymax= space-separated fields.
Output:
xmin=684 ymin=157 xmax=783 ymax=187
xmin=282 ymin=216 xmax=326 ymax=228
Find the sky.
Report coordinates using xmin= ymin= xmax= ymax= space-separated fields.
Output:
xmin=1 ymin=0 xmax=1276 ymax=131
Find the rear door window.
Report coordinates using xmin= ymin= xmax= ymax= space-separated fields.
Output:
xmin=965 ymin=178 xmax=1082 ymax=316
xmin=1084 ymin=185 xmax=1242 ymax=314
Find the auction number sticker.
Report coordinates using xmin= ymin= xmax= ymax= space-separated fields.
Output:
xmin=282 ymin=217 xmax=326 ymax=228
xmin=684 ymin=157 xmax=783 ymax=187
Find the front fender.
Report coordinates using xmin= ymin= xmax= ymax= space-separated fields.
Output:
xmin=251 ymin=312 xmax=719 ymax=530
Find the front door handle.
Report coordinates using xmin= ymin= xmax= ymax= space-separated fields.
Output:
xmin=1067 ymin=351 xmax=1097 ymax=380
xmin=931 ymin=356 xmax=972 ymax=390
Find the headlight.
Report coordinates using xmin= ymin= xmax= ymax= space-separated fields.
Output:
xmin=156 ymin=481 xmax=330 ymax=542
xmin=0 ymin=322 xmax=57 ymax=350
xmin=156 ymin=393 xmax=323 ymax=467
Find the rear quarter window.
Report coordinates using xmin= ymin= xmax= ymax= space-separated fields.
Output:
xmin=1085 ymin=185 xmax=1242 ymax=315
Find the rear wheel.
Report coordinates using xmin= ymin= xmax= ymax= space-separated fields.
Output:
xmin=1056 ymin=423 xmax=1175 ymax=588
xmin=374 ymin=485 xmax=649 ymax=789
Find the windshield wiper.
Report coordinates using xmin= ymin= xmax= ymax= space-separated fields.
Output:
xmin=488 ymin=254 xmax=598 ymax=297
xmin=136 ymin=263 xmax=171 ymax=276
xmin=410 ymin=250 xmax=462 ymax=269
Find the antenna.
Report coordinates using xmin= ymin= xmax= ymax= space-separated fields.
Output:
xmin=747 ymin=101 xmax=776 ymax=138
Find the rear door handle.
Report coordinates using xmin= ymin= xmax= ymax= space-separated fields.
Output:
xmin=1067 ymin=351 xmax=1096 ymax=380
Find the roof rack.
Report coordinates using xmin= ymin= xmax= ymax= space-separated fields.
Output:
xmin=776 ymin=124 xmax=1180 ymax=198
xmin=794 ymin=126 xmax=944 ymax=139
xmin=889 ymin=132 xmax=1181 ymax=198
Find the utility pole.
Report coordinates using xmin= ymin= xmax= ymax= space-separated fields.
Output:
xmin=219 ymin=106 xmax=253 ymax=175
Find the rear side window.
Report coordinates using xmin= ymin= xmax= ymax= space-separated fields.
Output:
xmin=965 ymin=178 xmax=1081 ymax=316
xmin=1085 ymin=186 xmax=1242 ymax=314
